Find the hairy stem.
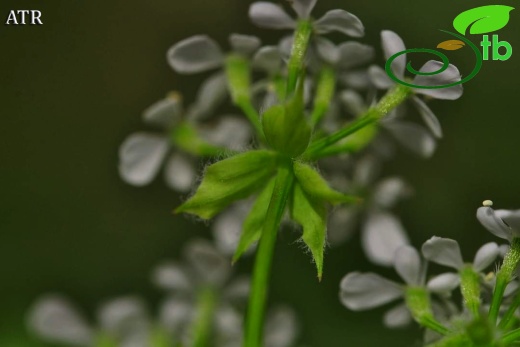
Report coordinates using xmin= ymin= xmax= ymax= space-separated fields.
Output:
xmin=489 ymin=238 xmax=520 ymax=324
xmin=310 ymin=66 xmax=336 ymax=126
xmin=460 ymin=266 xmax=481 ymax=317
xmin=406 ymin=287 xmax=451 ymax=336
xmin=286 ymin=21 xmax=312 ymax=97
xmin=303 ymin=84 xmax=412 ymax=159
xmin=244 ymin=158 xmax=295 ymax=347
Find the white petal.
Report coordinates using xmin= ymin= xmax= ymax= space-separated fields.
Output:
xmin=314 ymin=10 xmax=365 ymax=37
xmin=27 ymin=295 xmax=93 ymax=346
xmin=362 ymin=212 xmax=410 ymax=266
xmin=249 ymin=2 xmax=296 ymax=29
xmin=212 ymin=203 xmax=251 ymax=255
xmin=368 ymin=65 xmax=394 ymax=89
xmin=152 ymin=262 xmax=192 ymax=292
xmin=384 ymin=121 xmax=437 ymax=158
xmin=340 ymin=272 xmax=403 ymax=310
xmin=223 ymin=276 xmax=251 ymax=302
xmin=264 ymin=306 xmax=299 ymax=347
xmin=505 ymin=281 xmax=520 ymax=297
xmin=496 ymin=209 xmax=520 ymax=235
xmin=199 ymin=116 xmax=251 ymax=151
xmin=381 ymin=30 xmax=406 ymax=78
xmin=98 ymin=297 xmax=149 ymax=336
xmin=476 ymin=207 xmax=512 ymax=241
xmin=473 ymin=242 xmax=500 ymax=272
xmin=339 ymin=90 xmax=367 ymax=116
xmin=253 ymin=46 xmax=283 ymax=75
xmin=159 ymin=297 xmax=194 ymax=334
xmin=277 ymin=35 xmax=294 ymax=60
xmin=383 ymin=303 xmax=412 ymax=328
xmin=411 ymin=96 xmax=443 ymax=138
xmin=421 ymin=237 xmax=464 ymax=270
xmin=214 ymin=305 xmax=243 ymax=341
xmin=229 ymin=34 xmax=261 ymax=56
xmin=499 ymin=244 xmax=510 ymax=257
xmin=353 ymin=154 xmax=381 ymax=186
xmin=187 ymin=73 xmax=229 ymax=120
xmin=372 ymin=177 xmax=412 ymax=209
xmin=337 ymin=42 xmax=375 ymax=70
xmin=394 ymin=245 xmax=422 ymax=286
xmin=314 ymin=37 xmax=340 ymax=65
xmin=427 ymin=272 xmax=460 ymax=294
xmin=164 ymin=153 xmax=196 ymax=192
xmin=167 ymin=35 xmax=224 ymax=74
xmin=340 ymin=69 xmax=372 ymax=89
xmin=413 ymin=61 xmax=463 ymax=100
xmin=118 ymin=133 xmax=169 ymax=186
xmin=142 ymin=93 xmax=182 ymax=128
xmin=184 ymin=239 xmax=231 ymax=287
xmin=291 ymin=0 xmax=317 ymax=19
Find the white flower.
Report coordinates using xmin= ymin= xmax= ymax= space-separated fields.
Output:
xmin=422 ymin=237 xmax=500 ymax=293
xmin=369 ymin=30 xmax=465 ymax=142
xmin=477 ymin=202 xmax=520 ymax=242
xmin=340 ymin=245 xmax=458 ymax=328
xmin=249 ymin=0 xmax=364 ymax=37
xmin=27 ymin=295 xmax=151 ymax=347
xmin=153 ymin=239 xmax=250 ymax=345
xmin=119 ymin=94 xmax=251 ymax=192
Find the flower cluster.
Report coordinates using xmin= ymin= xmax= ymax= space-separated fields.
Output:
xmin=340 ymin=201 xmax=520 ymax=346
xmin=29 ymin=0 xmax=487 ymax=346
xmin=27 ymin=238 xmax=299 ymax=347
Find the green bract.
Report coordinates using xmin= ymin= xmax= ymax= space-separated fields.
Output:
xmin=175 ymin=150 xmax=278 ymax=219
xmin=293 ymin=162 xmax=359 ymax=205
xmin=291 ymin=183 xmax=327 ymax=280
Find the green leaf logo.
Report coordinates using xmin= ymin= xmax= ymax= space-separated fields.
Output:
xmin=453 ymin=5 xmax=514 ymax=35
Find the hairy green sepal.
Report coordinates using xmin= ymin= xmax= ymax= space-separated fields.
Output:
xmin=290 ymin=183 xmax=327 ymax=280
xmin=176 ymin=150 xmax=278 ymax=219
xmin=293 ymin=162 xmax=358 ymax=205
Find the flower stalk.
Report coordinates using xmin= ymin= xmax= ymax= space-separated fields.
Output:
xmin=489 ymin=238 xmax=520 ymax=324
xmin=192 ymin=288 xmax=217 ymax=347
xmin=460 ymin=266 xmax=482 ymax=317
xmin=286 ymin=20 xmax=313 ymax=96
xmin=304 ymin=84 xmax=412 ymax=160
xmin=244 ymin=158 xmax=295 ymax=347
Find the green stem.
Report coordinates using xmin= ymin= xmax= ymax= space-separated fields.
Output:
xmin=286 ymin=20 xmax=312 ymax=96
xmin=94 ymin=334 xmax=118 ymax=347
xmin=501 ymin=327 xmax=520 ymax=344
xmin=150 ymin=327 xmax=171 ymax=347
xmin=310 ymin=66 xmax=336 ymax=127
xmin=192 ymin=288 xmax=216 ymax=347
xmin=303 ymin=84 xmax=412 ymax=159
xmin=460 ymin=266 xmax=482 ymax=317
xmin=490 ymin=238 xmax=520 ymax=324
xmin=225 ymin=55 xmax=265 ymax=141
xmin=406 ymin=287 xmax=451 ymax=336
xmin=244 ymin=158 xmax=295 ymax=347
xmin=498 ymin=290 xmax=520 ymax=330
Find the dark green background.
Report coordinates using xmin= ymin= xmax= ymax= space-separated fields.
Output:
xmin=1 ymin=0 xmax=519 ymax=346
